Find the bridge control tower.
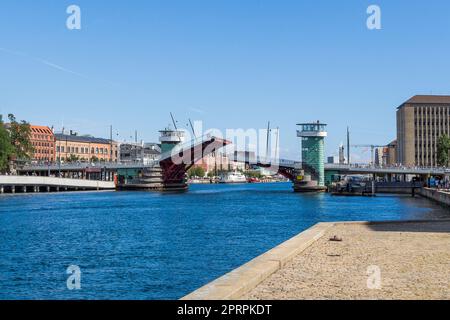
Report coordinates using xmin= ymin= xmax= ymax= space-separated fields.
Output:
xmin=295 ymin=121 xmax=328 ymax=192
xmin=159 ymin=128 xmax=186 ymax=153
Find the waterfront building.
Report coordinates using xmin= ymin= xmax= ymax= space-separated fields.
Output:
xmin=397 ymin=95 xmax=450 ymax=166
xmin=119 ymin=142 xmax=161 ymax=164
xmin=55 ymin=131 xmax=118 ymax=162
xmin=374 ymin=147 xmax=388 ymax=167
xmin=386 ymin=140 xmax=397 ymax=166
xmin=193 ymin=152 xmax=245 ymax=175
xmin=29 ymin=125 xmax=55 ymax=162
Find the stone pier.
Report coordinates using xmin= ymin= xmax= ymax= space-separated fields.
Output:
xmin=419 ymin=188 xmax=450 ymax=207
xmin=0 ymin=176 xmax=115 ymax=194
xmin=183 ymin=220 xmax=450 ymax=300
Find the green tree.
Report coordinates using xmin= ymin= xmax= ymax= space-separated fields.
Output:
xmin=0 ymin=116 xmax=14 ymax=172
xmin=246 ymin=171 xmax=263 ymax=179
xmin=67 ymin=154 xmax=80 ymax=163
xmin=188 ymin=166 xmax=206 ymax=178
xmin=90 ymin=156 xmax=99 ymax=163
xmin=437 ymin=134 xmax=450 ymax=166
xmin=7 ymin=114 xmax=34 ymax=160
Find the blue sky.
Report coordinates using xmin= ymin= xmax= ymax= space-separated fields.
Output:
xmin=1 ymin=0 xmax=450 ymax=161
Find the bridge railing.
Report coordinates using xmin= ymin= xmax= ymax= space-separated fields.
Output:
xmin=325 ymin=163 xmax=449 ymax=174
xmin=158 ymin=134 xmax=229 ymax=164
xmin=18 ymin=161 xmax=160 ymax=172
xmin=232 ymin=154 xmax=302 ymax=170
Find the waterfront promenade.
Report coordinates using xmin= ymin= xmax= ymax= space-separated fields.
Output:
xmin=245 ymin=220 xmax=450 ymax=300
xmin=184 ymin=219 xmax=450 ymax=300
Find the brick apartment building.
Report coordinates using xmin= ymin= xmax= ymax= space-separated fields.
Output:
xmin=30 ymin=125 xmax=55 ymax=162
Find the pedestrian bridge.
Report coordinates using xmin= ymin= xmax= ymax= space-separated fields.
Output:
xmin=232 ymin=154 xmax=449 ymax=177
xmin=325 ymin=164 xmax=449 ymax=176
xmin=0 ymin=175 xmax=115 ymax=194
xmin=18 ymin=156 xmax=448 ymax=182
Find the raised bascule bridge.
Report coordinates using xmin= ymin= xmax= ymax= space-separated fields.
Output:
xmin=231 ymin=155 xmax=323 ymax=192
xmin=118 ymin=132 xmax=231 ymax=191
xmin=16 ymin=131 xmax=231 ymax=192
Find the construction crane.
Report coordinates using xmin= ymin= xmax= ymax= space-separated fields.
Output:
xmin=351 ymin=144 xmax=385 ymax=166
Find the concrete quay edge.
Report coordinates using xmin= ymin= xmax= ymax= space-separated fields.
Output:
xmin=181 ymin=218 xmax=450 ymax=300
xmin=181 ymin=222 xmax=335 ymax=300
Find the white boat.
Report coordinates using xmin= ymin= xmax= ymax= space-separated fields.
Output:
xmin=219 ymin=171 xmax=247 ymax=184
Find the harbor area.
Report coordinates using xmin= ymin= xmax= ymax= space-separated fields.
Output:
xmin=184 ymin=219 xmax=450 ymax=300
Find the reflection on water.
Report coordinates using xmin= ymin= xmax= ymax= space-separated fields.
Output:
xmin=0 ymin=183 xmax=448 ymax=300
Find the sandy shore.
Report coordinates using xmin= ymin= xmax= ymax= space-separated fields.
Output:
xmin=244 ymin=221 xmax=450 ymax=300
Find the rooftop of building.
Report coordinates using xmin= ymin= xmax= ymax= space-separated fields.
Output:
xmin=398 ymin=95 xmax=450 ymax=109
xmin=4 ymin=123 xmax=53 ymax=135
xmin=145 ymin=149 xmax=161 ymax=155
xmin=55 ymin=133 xmax=115 ymax=144
xmin=30 ymin=125 xmax=53 ymax=135
xmin=388 ymin=140 xmax=397 ymax=147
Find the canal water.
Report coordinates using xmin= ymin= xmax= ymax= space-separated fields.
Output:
xmin=0 ymin=182 xmax=448 ymax=300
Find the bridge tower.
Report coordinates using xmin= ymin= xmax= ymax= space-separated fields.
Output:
xmin=295 ymin=121 xmax=328 ymax=192
xmin=159 ymin=128 xmax=186 ymax=153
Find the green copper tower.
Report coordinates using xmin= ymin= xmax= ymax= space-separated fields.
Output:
xmin=294 ymin=121 xmax=328 ymax=192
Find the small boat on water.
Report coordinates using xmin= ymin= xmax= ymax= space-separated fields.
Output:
xmin=329 ymin=176 xmax=376 ymax=197
xmin=219 ymin=171 xmax=247 ymax=184
xmin=248 ymin=177 xmax=261 ymax=183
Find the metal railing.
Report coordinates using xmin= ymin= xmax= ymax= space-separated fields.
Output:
xmin=158 ymin=134 xmax=229 ymax=163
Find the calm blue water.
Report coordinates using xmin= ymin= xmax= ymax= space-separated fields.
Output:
xmin=0 ymin=182 xmax=448 ymax=300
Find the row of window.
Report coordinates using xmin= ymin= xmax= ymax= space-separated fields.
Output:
xmin=414 ymin=107 xmax=450 ymax=116
xmin=32 ymin=134 xmax=53 ymax=141
xmin=34 ymin=149 xmax=54 ymax=155
xmin=56 ymin=146 xmax=111 ymax=155
xmin=32 ymin=141 xmax=54 ymax=148
xmin=415 ymin=157 xmax=438 ymax=166
xmin=56 ymin=156 xmax=109 ymax=162
xmin=31 ymin=127 xmax=52 ymax=134
xmin=415 ymin=134 xmax=449 ymax=140
xmin=415 ymin=121 xmax=449 ymax=127
xmin=415 ymin=142 xmax=440 ymax=148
